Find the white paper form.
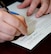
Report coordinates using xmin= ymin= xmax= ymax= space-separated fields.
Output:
xmin=7 ymin=2 xmax=51 ymax=50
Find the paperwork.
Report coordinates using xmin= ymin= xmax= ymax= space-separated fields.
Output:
xmin=8 ymin=2 xmax=51 ymax=50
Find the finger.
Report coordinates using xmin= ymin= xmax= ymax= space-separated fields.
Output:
xmin=46 ymin=0 xmax=51 ymax=14
xmin=36 ymin=0 xmax=49 ymax=18
xmin=12 ymin=15 xmax=27 ymax=35
xmin=0 ymin=39 xmax=5 ymax=43
xmin=14 ymin=15 xmax=27 ymax=28
xmin=18 ymin=0 xmax=31 ymax=8
xmin=0 ymin=32 xmax=14 ymax=41
xmin=3 ymin=12 xmax=27 ymax=35
xmin=13 ymin=15 xmax=27 ymax=36
xmin=15 ymin=30 xmax=21 ymax=36
xmin=0 ymin=21 xmax=17 ymax=36
xmin=0 ymin=8 xmax=7 ymax=11
xmin=27 ymin=0 xmax=40 ymax=16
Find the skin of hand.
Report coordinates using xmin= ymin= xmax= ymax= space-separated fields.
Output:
xmin=46 ymin=0 xmax=51 ymax=14
xmin=0 ymin=10 xmax=27 ymax=43
xmin=0 ymin=8 xmax=6 ymax=11
xmin=18 ymin=0 xmax=51 ymax=18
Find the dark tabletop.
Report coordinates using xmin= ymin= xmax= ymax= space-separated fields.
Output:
xmin=0 ymin=33 xmax=51 ymax=54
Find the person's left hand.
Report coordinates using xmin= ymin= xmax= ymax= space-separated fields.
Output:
xmin=46 ymin=0 xmax=51 ymax=14
xmin=18 ymin=0 xmax=51 ymax=18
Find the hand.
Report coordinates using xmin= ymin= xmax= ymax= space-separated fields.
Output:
xmin=0 ymin=8 xmax=6 ymax=11
xmin=46 ymin=0 xmax=51 ymax=14
xmin=18 ymin=0 xmax=50 ymax=18
xmin=0 ymin=10 xmax=27 ymax=43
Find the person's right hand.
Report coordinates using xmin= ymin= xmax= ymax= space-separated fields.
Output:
xmin=0 ymin=10 xmax=27 ymax=43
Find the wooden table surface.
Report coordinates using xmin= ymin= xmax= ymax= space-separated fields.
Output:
xmin=0 ymin=33 xmax=51 ymax=54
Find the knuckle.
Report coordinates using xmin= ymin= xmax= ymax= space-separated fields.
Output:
xmin=5 ymin=36 xmax=11 ymax=40
xmin=0 ymin=33 xmax=10 ymax=40
xmin=16 ymin=20 xmax=21 ymax=28
xmin=8 ymin=27 xmax=16 ymax=36
xmin=5 ymin=36 xmax=13 ymax=40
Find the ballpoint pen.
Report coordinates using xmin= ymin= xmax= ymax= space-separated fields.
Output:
xmin=0 ymin=1 xmax=19 ymax=15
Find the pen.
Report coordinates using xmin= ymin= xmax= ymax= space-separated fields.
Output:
xmin=0 ymin=1 xmax=19 ymax=15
